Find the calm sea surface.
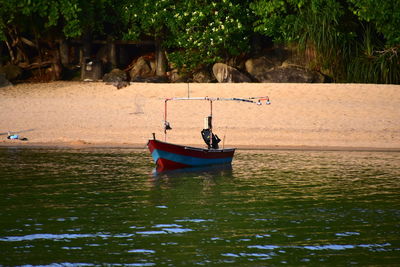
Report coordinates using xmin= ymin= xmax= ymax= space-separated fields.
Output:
xmin=0 ymin=148 xmax=399 ymax=266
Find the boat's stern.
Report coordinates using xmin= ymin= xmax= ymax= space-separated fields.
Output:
xmin=147 ymin=139 xmax=158 ymax=163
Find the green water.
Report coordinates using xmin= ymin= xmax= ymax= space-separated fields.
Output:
xmin=0 ymin=148 xmax=399 ymax=266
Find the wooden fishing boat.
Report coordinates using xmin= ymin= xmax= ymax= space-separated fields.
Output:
xmin=148 ymin=139 xmax=235 ymax=171
xmin=147 ymin=96 xmax=270 ymax=171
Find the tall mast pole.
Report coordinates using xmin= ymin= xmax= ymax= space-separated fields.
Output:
xmin=209 ymin=99 xmax=213 ymax=148
xmin=164 ymin=99 xmax=168 ymax=142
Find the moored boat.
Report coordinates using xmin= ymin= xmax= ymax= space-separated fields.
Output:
xmin=148 ymin=138 xmax=235 ymax=171
xmin=147 ymin=96 xmax=270 ymax=171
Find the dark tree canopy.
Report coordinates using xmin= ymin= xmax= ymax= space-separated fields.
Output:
xmin=0 ymin=0 xmax=399 ymax=83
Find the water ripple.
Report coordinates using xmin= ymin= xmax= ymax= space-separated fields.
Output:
xmin=248 ymin=243 xmax=392 ymax=251
xmin=0 ymin=232 xmax=137 ymax=242
xmin=1 ymin=148 xmax=399 ymax=266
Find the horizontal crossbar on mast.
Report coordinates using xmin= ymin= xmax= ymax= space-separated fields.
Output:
xmin=162 ymin=95 xmax=271 ymax=142
xmin=165 ymin=96 xmax=271 ymax=105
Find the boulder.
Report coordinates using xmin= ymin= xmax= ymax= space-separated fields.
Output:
xmin=212 ymin=63 xmax=251 ymax=83
xmin=193 ymin=69 xmax=213 ymax=83
xmin=0 ymin=64 xmax=22 ymax=81
xmin=104 ymin=69 xmax=130 ymax=89
xmin=245 ymin=56 xmax=276 ymax=82
xmin=264 ymin=46 xmax=290 ymax=66
xmin=261 ymin=65 xmax=325 ymax=83
xmin=225 ymin=56 xmax=246 ymax=70
xmin=103 ymin=68 xmax=128 ymax=83
xmin=129 ymin=57 xmax=155 ymax=81
xmin=107 ymin=81 xmax=130 ymax=89
xmin=0 ymin=73 xmax=12 ymax=88
xmin=132 ymin=76 xmax=169 ymax=83
xmin=282 ymin=46 xmax=315 ymax=67
xmin=167 ymin=69 xmax=184 ymax=83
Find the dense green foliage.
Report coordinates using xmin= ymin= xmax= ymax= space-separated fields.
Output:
xmin=0 ymin=0 xmax=126 ymax=41
xmin=0 ymin=0 xmax=399 ymax=83
xmin=121 ymin=0 xmax=253 ymax=71
xmin=251 ymin=0 xmax=400 ymax=83
xmin=165 ymin=0 xmax=253 ymax=71
xmin=252 ymin=0 xmax=354 ymax=80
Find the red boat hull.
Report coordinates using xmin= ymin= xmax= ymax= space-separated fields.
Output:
xmin=147 ymin=139 xmax=235 ymax=171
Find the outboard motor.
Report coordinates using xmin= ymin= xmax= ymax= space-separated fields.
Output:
xmin=201 ymin=115 xmax=221 ymax=149
xmin=201 ymin=129 xmax=221 ymax=149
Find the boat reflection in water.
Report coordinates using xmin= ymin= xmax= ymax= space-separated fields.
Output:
xmin=152 ymin=161 xmax=233 ymax=177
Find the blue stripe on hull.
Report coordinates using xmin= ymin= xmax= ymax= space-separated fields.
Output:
xmin=151 ymin=149 xmax=233 ymax=166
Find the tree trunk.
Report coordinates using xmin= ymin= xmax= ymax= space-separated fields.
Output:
xmin=107 ymin=36 xmax=117 ymax=69
xmin=0 ymin=41 xmax=3 ymax=67
xmin=34 ymin=30 xmax=43 ymax=77
xmin=51 ymin=48 xmax=62 ymax=81
xmin=11 ymin=27 xmax=28 ymax=64
xmin=4 ymin=39 xmax=15 ymax=63
xmin=155 ymin=38 xmax=167 ymax=76
xmin=59 ymin=39 xmax=70 ymax=67
xmin=6 ymin=26 xmax=28 ymax=64
xmin=80 ymin=32 xmax=92 ymax=80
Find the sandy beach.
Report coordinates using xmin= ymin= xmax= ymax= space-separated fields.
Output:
xmin=0 ymin=82 xmax=399 ymax=150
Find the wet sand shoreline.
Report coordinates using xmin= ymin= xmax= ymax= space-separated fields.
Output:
xmin=1 ymin=142 xmax=400 ymax=152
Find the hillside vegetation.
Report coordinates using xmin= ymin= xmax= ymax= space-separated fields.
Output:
xmin=0 ymin=0 xmax=399 ymax=83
